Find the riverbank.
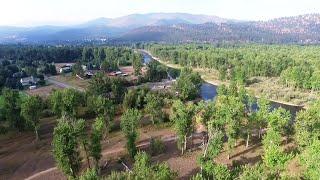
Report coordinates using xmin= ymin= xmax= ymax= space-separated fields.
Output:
xmin=141 ymin=50 xmax=307 ymax=109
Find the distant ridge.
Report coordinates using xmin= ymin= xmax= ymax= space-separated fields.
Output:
xmin=1 ymin=13 xmax=320 ymax=44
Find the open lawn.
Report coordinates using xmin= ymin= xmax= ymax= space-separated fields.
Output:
xmin=25 ymin=85 xmax=63 ymax=98
xmin=50 ymin=74 xmax=90 ymax=90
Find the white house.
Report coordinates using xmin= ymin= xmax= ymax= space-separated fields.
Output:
xmin=59 ymin=64 xmax=72 ymax=73
xmin=20 ymin=76 xmax=39 ymax=86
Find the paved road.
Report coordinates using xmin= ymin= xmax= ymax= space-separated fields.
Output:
xmin=46 ymin=77 xmax=85 ymax=92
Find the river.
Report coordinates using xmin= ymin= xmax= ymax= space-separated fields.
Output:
xmin=141 ymin=50 xmax=304 ymax=116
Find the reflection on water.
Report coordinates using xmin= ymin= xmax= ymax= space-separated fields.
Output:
xmin=141 ymin=51 xmax=152 ymax=64
xmin=200 ymin=83 xmax=217 ymax=101
xmin=200 ymin=83 xmax=303 ymax=117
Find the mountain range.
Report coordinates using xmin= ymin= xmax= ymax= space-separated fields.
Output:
xmin=1 ymin=13 xmax=320 ymax=44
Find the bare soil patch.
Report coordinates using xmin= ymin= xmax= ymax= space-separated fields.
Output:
xmin=1 ymin=116 xmax=291 ymax=180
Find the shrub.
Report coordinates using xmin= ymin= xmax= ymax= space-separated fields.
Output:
xmin=150 ymin=137 xmax=165 ymax=156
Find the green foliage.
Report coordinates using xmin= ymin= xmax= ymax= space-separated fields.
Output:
xmin=144 ymin=92 xmax=164 ymax=124
xmin=133 ymin=152 xmax=152 ymax=178
xmin=198 ymin=158 xmax=231 ymax=180
xmin=110 ymin=77 xmax=127 ymax=104
xmin=132 ymin=53 xmax=143 ymax=76
xmin=49 ymin=90 xmax=63 ymax=116
xmin=89 ymin=117 xmax=106 ymax=169
xmin=294 ymin=101 xmax=320 ymax=148
xmin=87 ymin=73 xmax=112 ymax=96
xmin=171 ymin=100 xmax=195 ymax=154
xmin=79 ymin=168 xmax=99 ymax=180
xmin=96 ymin=47 xmax=136 ymax=71
xmin=106 ymin=171 xmax=130 ymax=180
xmin=145 ymin=60 xmax=168 ymax=82
xmin=87 ymin=95 xmax=115 ymax=127
xmin=214 ymin=85 xmax=245 ymax=158
xmin=299 ymin=139 xmax=320 ymax=180
xmin=123 ymin=87 xmax=149 ymax=110
xmin=267 ymin=108 xmax=291 ymax=133
xmin=206 ymin=128 xmax=223 ymax=158
xmin=280 ymin=63 xmax=314 ymax=89
xmin=88 ymin=73 xmax=126 ymax=103
xmin=149 ymin=137 xmax=165 ymax=156
xmin=256 ymin=97 xmax=272 ymax=137
xmin=262 ymin=129 xmax=291 ymax=175
xmin=174 ymin=67 xmax=202 ymax=101
xmin=120 ymin=109 xmax=142 ymax=158
xmin=153 ymin=163 xmax=177 ymax=180
xmin=131 ymin=152 xmax=177 ymax=180
xmin=72 ymin=62 xmax=85 ymax=77
xmin=21 ymin=95 xmax=43 ymax=140
xmin=52 ymin=117 xmax=82 ymax=178
xmin=239 ymin=164 xmax=265 ymax=180
xmin=2 ymin=88 xmax=25 ymax=131
xmin=50 ymin=89 xmax=84 ymax=118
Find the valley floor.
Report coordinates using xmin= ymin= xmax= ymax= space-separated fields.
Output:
xmin=148 ymin=51 xmax=316 ymax=107
xmin=0 ymin=115 xmax=301 ymax=179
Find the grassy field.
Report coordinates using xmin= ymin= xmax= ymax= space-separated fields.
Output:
xmin=51 ymin=74 xmax=90 ymax=90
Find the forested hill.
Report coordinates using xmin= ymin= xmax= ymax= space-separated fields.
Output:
xmin=117 ymin=22 xmax=296 ymax=44
xmin=117 ymin=14 xmax=320 ymax=44
xmin=2 ymin=13 xmax=320 ymax=44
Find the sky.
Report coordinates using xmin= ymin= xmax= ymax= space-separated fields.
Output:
xmin=0 ymin=0 xmax=319 ymax=26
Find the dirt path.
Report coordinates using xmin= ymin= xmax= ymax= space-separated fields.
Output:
xmin=25 ymin=132 xmax=203 ymax=180
xmin=25 ymin=167 xmax=58 ymax=180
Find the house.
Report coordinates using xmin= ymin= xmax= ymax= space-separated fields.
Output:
xmin=59 ymin=64 xmax=72 ymax=73
xmin=20 ymin=76 xmax=39 ymax=86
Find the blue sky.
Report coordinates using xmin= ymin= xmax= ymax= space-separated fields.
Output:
xmin=0 ymin=0 xmax=319 ymax=26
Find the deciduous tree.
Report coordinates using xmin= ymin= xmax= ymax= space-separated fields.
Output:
xmin=21 ymin=96 xmax=43 ymax=141
xmin=120 ymin=109 xmax=141 ymax=158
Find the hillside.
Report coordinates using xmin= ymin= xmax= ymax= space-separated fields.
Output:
xmin=118 ymin=14 xmax=320 ymax=44
xmin=1 ymin=13 xmax=320 ymax=44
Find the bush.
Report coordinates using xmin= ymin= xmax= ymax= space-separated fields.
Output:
xmin=0 ymin=125 xmax=8 ymax=135
xmin=150 ymin=137 xmax=165 ymax=156
xmin=79 ymin=168 xmax=99 ymax=180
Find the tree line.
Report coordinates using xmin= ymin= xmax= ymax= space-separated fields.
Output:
xmin=146 ymin=44 xmax=320 ymax=90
